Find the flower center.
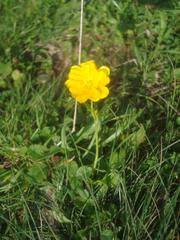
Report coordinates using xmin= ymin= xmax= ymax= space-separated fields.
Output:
xmin=85 ymin=77 xmax=93 ymax=87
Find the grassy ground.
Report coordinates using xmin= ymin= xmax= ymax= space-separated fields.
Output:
xmin=0 ymin=0 xmax=179 ymax=239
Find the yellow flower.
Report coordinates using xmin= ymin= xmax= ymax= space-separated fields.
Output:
xmin=65 ymin=60 xmax=110 ymax=103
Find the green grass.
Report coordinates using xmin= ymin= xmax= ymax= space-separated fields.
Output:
xmin=0 ymin=0 xmax=179 ymax=239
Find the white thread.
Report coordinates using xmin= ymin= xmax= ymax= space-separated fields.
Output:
xmin=72 ymin=0 xmax=84 ymax=133
xmin=78 ymin=0 xmax=84 ymax=64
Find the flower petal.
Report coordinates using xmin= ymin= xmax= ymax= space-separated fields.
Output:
xmin=80 ymin=60 xmax=97 ymax=70
xmin=68 ymin=66 xmax=82 ymax=80
xmin=88 ymin=89 xmax=101 ymax=102
xmin=75 ymin=94 xmax=88 ymax=103
xmin=97 ymin=70 xmax=110 ymax=86
xmin=99 ymin=66 xmax=110 ymax=76
xmin=65 ymin=80 xmax=82 ymax=89
xmin=99 ymin=87 xmax=109 ymax=99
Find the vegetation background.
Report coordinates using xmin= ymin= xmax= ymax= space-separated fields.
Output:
xmin=0 ymin=0 xmax=179 ymax=239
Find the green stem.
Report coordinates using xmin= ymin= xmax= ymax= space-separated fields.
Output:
xmin=91 ymin=102 xmax=99 ymax=169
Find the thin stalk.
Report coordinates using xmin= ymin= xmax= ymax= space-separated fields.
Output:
xmin=71 ymin=0 xmax=84 ymax=133
xmin=91 ymin=102 xmax=100 ymax=169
